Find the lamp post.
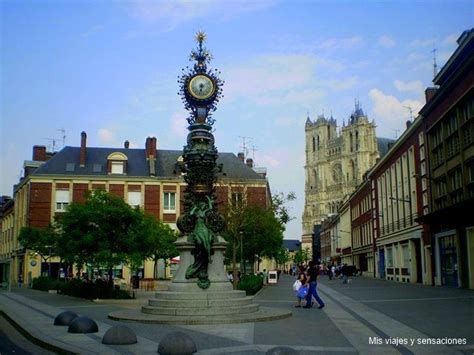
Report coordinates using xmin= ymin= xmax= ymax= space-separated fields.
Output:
xmin=239 ymin=231 xmax=244 ymax=274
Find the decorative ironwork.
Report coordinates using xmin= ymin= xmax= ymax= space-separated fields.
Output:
xmin=178 ymin=31 xmax=224 ymax=126
xmin=177 ymin=32 xmax=225 ymax=289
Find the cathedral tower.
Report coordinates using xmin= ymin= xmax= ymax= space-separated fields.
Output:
xmin=302 ymin=103 xmax=382 ymax=255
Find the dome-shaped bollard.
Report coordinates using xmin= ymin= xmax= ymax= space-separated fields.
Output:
xmin=266 ymin=346 xmax=299 ymax=354
xmin=157 ymin=331 xmax=197 ymax=354
xmin=67 ymin=316 xmax=99 ymax=334
xmin=54 ymin=311 xmax=78 ymax=326
xmin=102 ymin=325 xmax=137 ymax=345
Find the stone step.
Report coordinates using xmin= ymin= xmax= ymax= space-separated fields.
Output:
xmin=154 ymin=290 xmax=247 ymax=300
xmin=142 ymin=303 xmax=259 ymax=316
xmin=148 ymin=296 xmax=253 ymax=308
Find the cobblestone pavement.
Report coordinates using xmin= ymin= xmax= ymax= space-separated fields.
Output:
xmin=0 ymin=274 xmax=473 ymax=354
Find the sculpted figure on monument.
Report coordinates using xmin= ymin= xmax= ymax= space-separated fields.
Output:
xmin=185 ymin=196 xmax=215 ymax=289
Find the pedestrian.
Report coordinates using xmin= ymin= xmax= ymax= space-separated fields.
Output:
xmin=341 ymin=264 xmax=348 ymax=284
xmin=330 ymin=264 xmax=336 ymax=280
xmin=304 ymin=260 xmax=325 ymax=309
xmin=293 ymin=273 xmax=307 ymax=307
xmin=262 ymin=269 xmax=268 ymax=285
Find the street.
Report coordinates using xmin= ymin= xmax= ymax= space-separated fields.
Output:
xmin=0 ymin=274 xmax=473 ymax=354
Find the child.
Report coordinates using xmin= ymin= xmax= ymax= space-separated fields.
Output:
xmin=292 ymin=273 xmax=307 ymax=308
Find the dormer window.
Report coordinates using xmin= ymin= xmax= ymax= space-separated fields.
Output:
xmin=107 ymin=152 xmax=128 ymax=175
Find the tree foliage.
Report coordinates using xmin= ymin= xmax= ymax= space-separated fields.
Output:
xmin=55 ymin=190 xmax=176 ymax=285
xmin=18 ymin=225 xmax=58 ymax=263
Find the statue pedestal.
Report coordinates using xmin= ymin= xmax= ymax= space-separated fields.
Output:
xmin=169 ymin=235 xmax=232 ymax=292
xmin=109 ymin=235 xmax=292 ymax=324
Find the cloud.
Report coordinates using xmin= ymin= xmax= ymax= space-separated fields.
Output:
xmin=368 ymin=88 xmax=423 ymax=131
xmin=130 ymin=0 xmax=276 ymax=30
xmin=409 ymin=38 xmax=435 ymax=47
xmin=316 ymin=36 xmax=364 ymax=50
xmin=394 ymin=80 xmax=423 ymax=94
xmin=170 ymin=112 xmax=188 ymax=138
xmin=223 ymin=54 xmax=342 ymax=105
xmin=259 ymin=154 xmax=280 ymax=167
xmin=378 ymin=35 xmax=396 ymax=48
xmin=81 ymin=24 xmax=105 ymax=38
xmin=97 ymin=128 xmax=115 ymax=144
xmin=324 ymin=76 xmax=359 ymax=91
xmin=442 ymin=34 xmax=458 ymax=47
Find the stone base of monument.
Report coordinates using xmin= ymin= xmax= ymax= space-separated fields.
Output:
xmin=108 ymin=235 xmax=292 ymax=325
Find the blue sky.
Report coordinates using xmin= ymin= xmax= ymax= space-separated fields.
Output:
xmin=1 ymin=0 xmax=472 ymax=239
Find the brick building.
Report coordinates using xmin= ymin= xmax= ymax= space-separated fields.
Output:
xmin=418 ymin=29 xmax=474 ymax=289
xmin=0 ymin=132 xmax=270 ymax=286
xmin=349 ymin=179 xmax=374 ymax=276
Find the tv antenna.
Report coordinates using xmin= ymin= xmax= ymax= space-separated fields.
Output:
xmin=251 ymin=145 xmax=258 ymax=164
xmin=403 ymin=106 xmax=414 ymax=120
xmin=432 ymin=48 xmax=438 ymax=80
xmin=57 ymin=128 xmax=66 ymax=148
xmin=238 ymin=135 xmax=252 ymax=158
xmin=43 ymin=138 xmax=58 ymax=152
xmin=391 ymin=128 xmax=400 ymax=139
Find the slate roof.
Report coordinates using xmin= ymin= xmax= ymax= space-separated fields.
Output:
xmin=32 ymin=147 xmax=264 ymax=180
xmin=283 ymin=239 xmax=301 ymax=252
xmin=377 ymin=137 xmax=394 ymax=157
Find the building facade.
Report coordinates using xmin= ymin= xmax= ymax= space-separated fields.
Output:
xmin=302 ymin=104 xmax=392 ymax=254
xmin=350 ymin=180 xmax=375 ymax=277
xmin=418 ymin=29 xmax=474 ymax=289
xmin=0 ymin=132 xmax=270 ymax=287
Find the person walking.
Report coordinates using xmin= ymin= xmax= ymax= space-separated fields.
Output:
xmin=304 ymin=260 xmax=325 ymax=309
xmin=292 ymin=273 xmax=307 ymax=308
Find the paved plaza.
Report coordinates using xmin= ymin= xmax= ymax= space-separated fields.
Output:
xmin=0 ymin=274 xmax=473 ymax=354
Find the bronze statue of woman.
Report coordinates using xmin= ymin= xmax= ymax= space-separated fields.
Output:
xmin=185 ymin=196 xmax=214 ymax=288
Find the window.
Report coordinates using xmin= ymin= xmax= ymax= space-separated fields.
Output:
xmin=164 ymin=192 xmax=176 ymax=212
xmin=402 ymin=244 xmax=410 ymax=274
xmin=450 ymin=168 xmax=462 ymax=191
xmin=418 ymin=132 xmax=424 ymax=145
xmin=386 ymin=247 xmax=393 ymax=267
xmin=445 ymin=113 xmax=458 ymax=136
xmin=107 ymin=152 xmax=128 ymax=175
xmin=128 ymin=191 xmax=141 ymax=208
xmin=111 ymin=161 xmax=124 ymax=174
xmin=446 ymin=134 xmax=460 ymax=158
xmin=56 ymin=190 xmax=69 ymax=212
xmin=232 ymin=192 xmax=244 ymax=208
xmin=419 ymin=146 xmax=425 ymax=161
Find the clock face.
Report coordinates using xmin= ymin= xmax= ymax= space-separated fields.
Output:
xmin=188 ymin=75 xmax=215 ymax=100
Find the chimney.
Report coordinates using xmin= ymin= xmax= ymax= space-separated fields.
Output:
xmin=149 ymin=137 xmax=157 ymax=159
xmin=425 ymin=87 xmax=438 ymax=103
xmin=33 ymin=145 xmax=47 ymax=161
xmin=124 ymin=140 xmax=130 ymax=149
xmin=145 ymin=137 xmax=151 ymax=158
xmin=80 ymin=131 xmax=87 ymax=167
xmin=237 ymin=152 xmax=245 ymax=162
xmin=406 ymin=120 xmax=412 ymax=129
xmin=246 ymin=158 xmax=253 ymax=168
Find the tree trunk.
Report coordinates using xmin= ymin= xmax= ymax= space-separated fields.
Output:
xmin=108 ymin=266 xmax=113 ymax=290
xmin=154 ymin=259 xmax=158 ymax=279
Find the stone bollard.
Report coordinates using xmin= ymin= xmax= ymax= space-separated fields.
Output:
xmin=102 ymin=325 xmax=137 ymax=345
xmin=157 ymin=331 xmax=197 ymax=354
xmin=68 ymin=316 xmax=99 ymax=333
xmin=54 ymin=311 xmax=78 ymax=326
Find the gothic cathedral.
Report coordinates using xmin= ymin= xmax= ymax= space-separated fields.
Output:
xmin=302 ymin=103 xmax=389 ymax=253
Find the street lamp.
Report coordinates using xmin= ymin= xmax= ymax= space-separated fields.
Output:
xmin=239 ymin=231 xmax=244 ymax=274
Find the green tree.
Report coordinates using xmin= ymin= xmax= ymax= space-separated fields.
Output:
xmin=274 ymin=247 xmax=290 ymax=270
xmin=18 ymin=225 xmax=58 ymax=277
xmin=139 ymin=214 xmax=178 ymax=279
xmin=241 ymin=206 xmax=284 ymax=271
xmin=55 ymin=190 xmax=144 ymax=288
xmin=271 ymin=192 xmax=296 ymax=226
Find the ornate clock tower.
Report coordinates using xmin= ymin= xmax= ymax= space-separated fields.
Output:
xmin=176 ymin=31 xmax=225 ymax=289
xmin=109 ymin=32 xmax=292 ymax=325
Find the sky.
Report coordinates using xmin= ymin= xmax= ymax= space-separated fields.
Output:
xmin=1 ymin=0 xmax=472 ymax=240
